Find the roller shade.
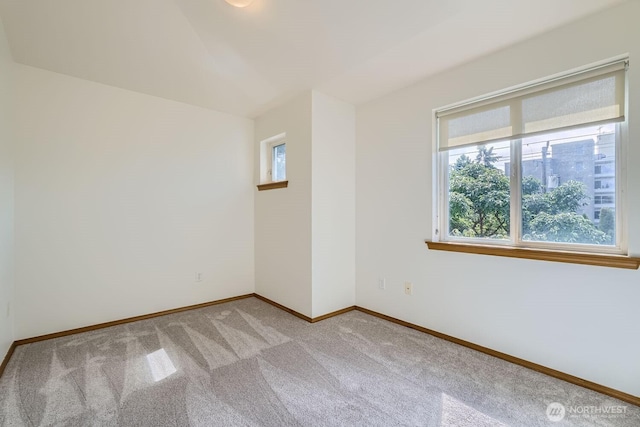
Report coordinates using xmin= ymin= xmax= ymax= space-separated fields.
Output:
xmin=437 ymin=60 xmax=627 ymax=151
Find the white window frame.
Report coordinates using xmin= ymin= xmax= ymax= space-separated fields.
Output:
xmin=432 ymin=57 xmax=629 ymax=256
xmin=259 ymin=133 xmax=286 ymax=184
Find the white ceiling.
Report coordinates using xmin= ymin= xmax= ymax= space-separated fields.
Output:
xmin=0 ymin=0 xmax=627 ymax=117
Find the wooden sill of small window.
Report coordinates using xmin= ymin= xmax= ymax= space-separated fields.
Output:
xmin=425 ymin=241 xmax=640 ymax=269
xmin=257 ymin=180 xmax=288 ymax=191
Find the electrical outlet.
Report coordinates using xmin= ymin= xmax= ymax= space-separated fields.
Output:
xmin=404 ymin=282 xmax=413 ymax=295
xmin=195 ymin=272 xmax=203 ymax=283
xmin=378 ymin=278 xmax=386 ymax=290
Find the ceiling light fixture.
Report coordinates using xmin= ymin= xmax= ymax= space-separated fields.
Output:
xmin=224 ymin=0 xmax=254 ymax=7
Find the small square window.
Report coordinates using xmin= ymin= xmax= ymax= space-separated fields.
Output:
xmin=258 ymin=133 xmax=288 ymax=190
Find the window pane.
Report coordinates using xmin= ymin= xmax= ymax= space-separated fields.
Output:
xmin=448 ymin=141 xmax=511 ymax=240
xmin=520 ymin=125 xmax=616 ymax=246
xmin=272 ymin=143 xmax=286 ymax=181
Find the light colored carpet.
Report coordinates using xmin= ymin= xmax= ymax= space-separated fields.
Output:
xmin=0 ymin=297 xmax=637 ymax=426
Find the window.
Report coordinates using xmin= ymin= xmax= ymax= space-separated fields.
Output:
xmin=595 ymin=162 xmax=615 ymax=176
xmin=257 ymin=133 xmax=288 ymax=191
xmin=594 ymin=195 xmax=615 ymax=205
xmin=433 ymin=58 xmax=630 ymax=259
xmin=595 ymin=178 xmax=614 ymax=190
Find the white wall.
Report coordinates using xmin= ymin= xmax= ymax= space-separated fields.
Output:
xmin=0 ymin=17 xmax=15 ymax=359
xmin=255 ymin=93 xmax=313 ymax=317
xmin=356 ymin=0 xmax=640 ymax=397
xmin=14 ymin=65 xmax=255 ymax=339
xmin=255 ymin=91 xmax=356 ymax=318
xmin=311 ymin=91 xmax=356 ymax=317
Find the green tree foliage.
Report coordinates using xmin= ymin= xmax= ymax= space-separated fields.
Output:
xmin=520 ymin=178 xmax=608 ymax=244
xmin=522 ymin=175 xmax=543 ymax=195
xmin=598 ymin=207 xmax=615 ymax=243
xmin=527 ymin=212 xmax=609 ymax=244
xmin=475 ymin=146 xmax=500 ymax=166
xmin=449 ymin=148 xmax=609 ymax=245
xmin=545 ymin=180 xmax=588 ymax=213
xmin=449 ymin=160 xmax=509 ymax=238
xmin=521 ymin=192 xmax=551 ymax=234
xmin=453 ymin=154 xmax=472 ymax=171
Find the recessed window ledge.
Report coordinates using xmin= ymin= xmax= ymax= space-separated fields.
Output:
xmin=257 ymin=180 xmax=288 ymax=191
xmin=425 ymin=241 xmax=640 ymax=270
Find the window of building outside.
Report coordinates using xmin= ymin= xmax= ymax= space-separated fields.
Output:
xmin=434 ymin=59 xmax=628 ymax=256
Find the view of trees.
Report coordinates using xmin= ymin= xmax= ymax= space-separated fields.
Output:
xmin=449 ymin=148 xmax=614 ymax=245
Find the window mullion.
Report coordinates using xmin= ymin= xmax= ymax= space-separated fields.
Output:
xmin=509 ymin=96 xmax=523 ymax=246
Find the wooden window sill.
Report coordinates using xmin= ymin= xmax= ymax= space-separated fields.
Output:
xmin=257 ymin=181 xmax=288 ymax=191
xmin=425 ymin=240 xmax=640 ymax=269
